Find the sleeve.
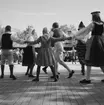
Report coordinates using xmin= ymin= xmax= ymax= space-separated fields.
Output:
xmin=27 ymin=36 xmax=34 ymax=41
xmin=102 ymin=23 xmax=104 ymax=36
xmin=27 ymin=37 xmax=41 ymax=45
xmin=11 ymin=34 xmax=25 ymax=44
xmin=59 ymin=29 xmax=72 ymax=38
xmin=33 ymin=37 xmax=41 ymax=44
xmin=50 ymin=36 xmax=68 ymax=43
xmin=61 ymin=31 xmax=69 ymax=37
xmin=74 ymin=23 xmax=94 ymax=39
xmin=49 ymin=31 xmax=54 ymax=37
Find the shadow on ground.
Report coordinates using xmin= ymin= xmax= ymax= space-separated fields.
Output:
xmin=0 ymin=68 xmax=104 ymax=105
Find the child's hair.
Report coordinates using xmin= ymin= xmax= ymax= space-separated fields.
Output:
xmin=43 ymin=27 xmax=48 ymax=34
xmin=52 ymin=22 xmax=59 ymax=28
xmin=5 ymin=25 xmax=11 ymax=32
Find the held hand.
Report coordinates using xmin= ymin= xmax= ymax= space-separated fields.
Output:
xmin=61 ymin=35 xmax=73 ymax=40
xmin=24 ymin=41 xmax=29 ymax=44
xmin=65 ymin=33 xmax=75 ymax=40
xmin=61 ymin=36 xmax=69 ymax=40
xmin=24 ymin=41 xmax=33 ymax=45
xmin=67 ymin=36 xmax=72 ymax=40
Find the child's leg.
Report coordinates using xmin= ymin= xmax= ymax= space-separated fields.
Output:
xmin=50 ymin=65 xmax=58 ymax=82
xmin=32 ymin=65 xmax=41 ymax=81
xmin=25 ymin=66 xmax=30 ymax=75
xmin=28 ymin=64 xmax=35 ymax=77
xmin=57 ymin=52 xmax=71 ymax=72
xmin=0 ymin=65 xmax=5 ymax=78
xmin=81 ymin=64 xmax=85 ymax=75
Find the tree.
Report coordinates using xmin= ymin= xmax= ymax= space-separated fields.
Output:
xmin=69 ymin=24 xmax=77 ymax=32
xmin=26 ymin=25 xmax=34 ymax=33
xmin=60 ymin=24 xmax=77 ymax=35
xmin=0 ymin=25 xmax=5 ymax=46
xmin=0 ymin=25 xmax=4 ymax=36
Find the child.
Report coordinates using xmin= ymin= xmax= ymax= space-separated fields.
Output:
xmin=25 ymin=27 xmax=72 ymax=82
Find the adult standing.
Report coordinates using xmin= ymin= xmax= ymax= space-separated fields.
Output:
xmin=78 ymin=11 xmax=104 ymax=84
xmin=0 ymin=25 xmax=24 ymax=80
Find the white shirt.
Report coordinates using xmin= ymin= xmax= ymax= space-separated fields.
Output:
xmin=54 ymin=42 xmax=63 ymax=52
xmin=27 ymin=35 xmax=34 ymax=41
xmin=26 ymin=34 xmax=35 ymax=47
xmin=54 ymin=31 xmax=66 ymax=53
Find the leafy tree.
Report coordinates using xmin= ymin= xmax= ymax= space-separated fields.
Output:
xmin=60 ymin=24 xmax=77 ymax=35
xmin=0 ymin=25 xmax=4 ymax=36
xmin=69 ymin=24 xmax=77 ymax=32
xmin=0 ymin=25 xmax=5 ymax=46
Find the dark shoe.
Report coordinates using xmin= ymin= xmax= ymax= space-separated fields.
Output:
xmin=25 ymin=72 xmax=28 ymax=75
xmin=50 ymin=75 xmax=59 ymax=79
xmin=67 ymin=70 xmax=75 ymax=78
xmin=32 ymin=78 xmax=39 ymax=82
xmin=54 ymin=78 xmax=58 ymax=82
xmin=80 ymin=79 xmax=91 ymax=84
xmin=56 ymin=75 xmax=60 ymax=79
xmin=10 ymin=75 xmax=17 ymax=80
xmin=0 ymin=75 xmax=4 ymax=79
xmin=50 ymin=75 xmax=54 ymax=78
xmin=28 ymin=74 xmax=35 ymax=78
xmin=10 ymin=75 xmax=13 ymax=78
xmin=42 ymin=68 xmax=48 ymax=74
xmin=58 ymin=72 xmax=60 ymax=75
xmin=101 ymin=79 xmax=104 ymax=82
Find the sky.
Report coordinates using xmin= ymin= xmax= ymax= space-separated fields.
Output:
xmin=0 ymin=0 xmax=104 ymax=35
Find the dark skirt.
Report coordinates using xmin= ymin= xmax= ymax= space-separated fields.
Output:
xmin=85 ymin=35 xmax=104 ymax=66
xmin=22 ymin=46 xmax=36 ymax=66
xmin=76 ymin=40 xmax=86 ymax=65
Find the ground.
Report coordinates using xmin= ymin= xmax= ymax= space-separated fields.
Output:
xmin=0 ymin=62 xmax=104 ymax=105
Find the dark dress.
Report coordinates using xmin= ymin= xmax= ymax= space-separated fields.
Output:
xmin=76 ymin=40 xmax=86 ymax=65
xmin=85 ymin=22 xmax=104 ymax=66
xmin=22 ymin=46 xmax=36 ymax=66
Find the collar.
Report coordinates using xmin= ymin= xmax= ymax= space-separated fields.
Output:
xmin=5 ymin=31 xmax=11 ymax=34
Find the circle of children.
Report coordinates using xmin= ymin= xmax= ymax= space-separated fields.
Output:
xmin=1 ymin=11 xmax=104 ymax=84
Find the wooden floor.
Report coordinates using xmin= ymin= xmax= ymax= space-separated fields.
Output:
xmin=0 ymin=63 xmax=104 ymax=105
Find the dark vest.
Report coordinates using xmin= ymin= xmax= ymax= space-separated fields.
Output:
xmin=91 ymin=22 xmax=104 ymax=36
xmin=1 ymin=33 xmax=13 ymax=49
xmin=53 ymin=28 xmax=63 ymax=38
